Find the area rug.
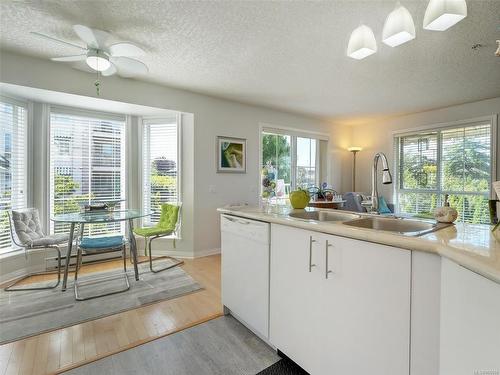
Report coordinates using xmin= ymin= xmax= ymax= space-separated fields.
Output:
xmin=256 ymin=357 xmax=309 ymax=375
xmin=0 ymin=260 xmax=202 ymax=344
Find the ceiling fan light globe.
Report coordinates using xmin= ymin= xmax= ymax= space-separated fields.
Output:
xmin=347 ymin=25 xmax=377 ymax=60
xmin=423 ymin=0 xmax=467 ymax=31
xmin=86 ymin=55 xmax=111 ymax=72
xmin=382 ymin=4 xmax=416 ymax=47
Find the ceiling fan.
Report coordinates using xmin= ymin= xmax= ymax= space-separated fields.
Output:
xmin=31 ymin=25 xmax=148 ymax=78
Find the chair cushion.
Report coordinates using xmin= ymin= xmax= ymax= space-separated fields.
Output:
xmin=157 ymin=204 xmax=179 ymax=230
xmin=378 ymin=196 xmax=392 ymax=214
xmin=133 ymin=203 xmax=179 ymax=238
xmin=11 ymin=209 xmax=45 ymax=246
xmin=30 ymin=233 xmax=69 ymax=247
xmin=133 ymin=226 xmax=174 ymax=237
xmin=80 ymin=235 xmax=124 ymax=250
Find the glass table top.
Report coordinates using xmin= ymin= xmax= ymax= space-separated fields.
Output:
xmin=51 ymin=209 xmax=151 ymax=223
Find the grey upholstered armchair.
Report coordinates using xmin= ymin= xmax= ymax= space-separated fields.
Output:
xmin=6 ymin=208 xmax=68 ymax=291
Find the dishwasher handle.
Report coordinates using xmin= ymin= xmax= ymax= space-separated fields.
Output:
xmin=224 ymin=216 xmax=251 ymax=225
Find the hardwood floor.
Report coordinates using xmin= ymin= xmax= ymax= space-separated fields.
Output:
xmin=64 ymin=316 xmax=279 ymax=375
xmin=0 ymin=254 xmax=223 ymax=375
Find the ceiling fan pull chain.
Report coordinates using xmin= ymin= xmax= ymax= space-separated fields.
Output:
xmin=95 ymin=69 xmax=101 ymax=96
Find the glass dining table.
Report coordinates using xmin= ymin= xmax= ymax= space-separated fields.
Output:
xmin=51 ymin=209 xmax=151 ymax=291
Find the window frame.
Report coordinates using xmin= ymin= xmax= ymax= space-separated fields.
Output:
xmin=393 ymin=115 xmax=498 ymax=221
xmin=140 ymin=115 xmax=182 ymax=228
xmin=48 ymin=105 xmax=127 ymax=235
xmin=259 ymin=123 xmax=329 ymax=195
xmin=0 ymin=96 xmax=31 ymax=254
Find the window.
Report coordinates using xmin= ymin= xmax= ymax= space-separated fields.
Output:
xmin=395 ymin=120 xmax=494 ymax=224
xmin=296 ymin=137 xmax=317 ymax=188
xmin=0 ymin=99 xmax=27 ymax=252
xmin=261 ymin=128 xmax=325 ymax=198
xmin=142 ymin=118 xmax=180 ymax=225
xmin=49 ymin=108 xmax=126 ymax=235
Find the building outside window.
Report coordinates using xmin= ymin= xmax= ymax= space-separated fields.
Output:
xmin=142 ymin=117 xmax=180 ymax=225
xmin=49 ymin=108 xmax=126 ymax=235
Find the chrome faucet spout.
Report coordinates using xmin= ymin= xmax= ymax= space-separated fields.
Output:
xmin=371 ymin=152 xmax=392 ymax=213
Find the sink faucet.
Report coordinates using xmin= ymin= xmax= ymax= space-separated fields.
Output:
xmin=370 ymin=152 xmax=392 ymax=213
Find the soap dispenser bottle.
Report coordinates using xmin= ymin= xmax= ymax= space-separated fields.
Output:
xmin=434 ymin=194 xmax=458 ymax=223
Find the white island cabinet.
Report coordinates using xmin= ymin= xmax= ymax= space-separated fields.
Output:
xmin=270 ymin=224 xmax=411 ymax=375
xmin=440 ymin=259 xmax=500 ymax=375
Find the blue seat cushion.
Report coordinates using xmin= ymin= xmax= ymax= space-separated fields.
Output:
xmin=80 ymin=235 xmax=124 ymax=250
xmin=378 ymin=196 xmax=392 ymax=214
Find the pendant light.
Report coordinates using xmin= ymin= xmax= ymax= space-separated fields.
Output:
xmin=347 ymin=24 xmax=377 ymax=60
xmin=423 ymin=0 xmax=467 ymax=31
xmin=382 ymin=2 xmax=416 ymax=47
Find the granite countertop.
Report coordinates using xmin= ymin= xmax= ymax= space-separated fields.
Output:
xmin=217 ymin=205 xmax=500 ymax=284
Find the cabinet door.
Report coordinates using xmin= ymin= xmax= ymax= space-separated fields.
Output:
xmin=269 ymin=224 xmax=324 ymax=374
xmin=440 ymin=259 xmax=500 ymax=375
xmin=318 ymin=234 xmax=411 ymax=375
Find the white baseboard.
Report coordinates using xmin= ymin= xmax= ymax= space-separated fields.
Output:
xmin=152 ymin=247 xmax=220 ymax=259
xmin=195 ymin=248 xmax=221 ymax=258
xmin=0 ymin=262 xmax=46 ymax=284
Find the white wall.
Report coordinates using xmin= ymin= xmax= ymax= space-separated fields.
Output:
xmin=349 ymin=97 xmax=500 ymax=202
xmin=0 ymin=51 xmax=350 ymax=258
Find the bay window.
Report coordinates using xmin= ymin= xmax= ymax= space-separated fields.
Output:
xmin=0 ymin=98 xmax=27 ymax=252
xmin=142 ymin=117 xmax=180 ymax=225
xmin=49 ymin=107 xmax=126 ymax=235
xmin=395 ymin=119 xmax=495 ymax=224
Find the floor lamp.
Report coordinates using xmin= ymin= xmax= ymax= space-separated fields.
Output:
xmin=348 ymin=147 xmax=362 ymax=191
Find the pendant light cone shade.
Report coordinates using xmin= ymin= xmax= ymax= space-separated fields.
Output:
xmin=423 ymin=0 xmax=467 ymax=31
xmin=347 ymin=25 xmax=377 ymax=60
xmin=382 ymin=4 xmax=416 ymax=47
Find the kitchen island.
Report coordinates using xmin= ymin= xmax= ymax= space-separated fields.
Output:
xmin=218 ymin=206 xmax=500 ymax=375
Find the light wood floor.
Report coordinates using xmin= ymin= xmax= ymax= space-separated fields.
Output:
xmin=0 ymin=254 xmax=223 ymax=375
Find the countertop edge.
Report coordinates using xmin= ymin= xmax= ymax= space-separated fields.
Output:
xmin=218 ymin=208 xmax=500 ymax=285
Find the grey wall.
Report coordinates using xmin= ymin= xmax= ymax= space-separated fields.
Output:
xmin=349 ymin=97 xmax=500 ymax=202
xmin=0 ymin=51 xmax=351 ymax=260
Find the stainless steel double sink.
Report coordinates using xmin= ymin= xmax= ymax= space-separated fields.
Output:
xmin=288 ymin=210 xmax=449 ymax=236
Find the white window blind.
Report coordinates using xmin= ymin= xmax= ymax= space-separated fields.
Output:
xmin=49 ymin=108 xmax=126 ymax=235
xmin=0 ymin=99 xmax=27 ymax=252
xmin=395 ymin=122 xmax=493 ymax=224
xmin=142 ymin=118 xmax=179 ymax=225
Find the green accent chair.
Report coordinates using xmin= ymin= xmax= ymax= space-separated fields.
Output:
xmin=133 ymin=202 xmax=183 ymax=273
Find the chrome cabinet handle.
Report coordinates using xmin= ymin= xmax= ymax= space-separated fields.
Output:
xmin=309 ymin=236 xmax=316 ymax=272
xmin=325 ymin=240 xmax=333 ymax=279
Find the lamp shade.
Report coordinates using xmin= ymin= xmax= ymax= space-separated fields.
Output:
xmin=348 ymin=146 xmax=363 ymax=152
xmin=347 ymin=25 xmax=377 ymax=60
xmin=382 ymin=4 xmax=416 ymax=47
xmin=423 ymin=0 xmax=467 ymax=31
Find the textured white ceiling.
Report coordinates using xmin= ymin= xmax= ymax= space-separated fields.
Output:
xmin=0 ymin=0 xmax=499 ymax=122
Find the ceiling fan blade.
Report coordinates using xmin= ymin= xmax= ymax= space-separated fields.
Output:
xmin=101 ymin=63 xmax=117 ymax=77
xmin=51 ymin=54 xmax=87 ymax=62
xmin=109 ymin=43 xmax=145 ymax=57
xmin=110 ymin=57 xmax=148 ymax=77
xmin=72 ymin=60 xmax=95 ymax=73
xmin=30 ymin=31 xmax=86 ymax=50
xmin=73 ymin=24 xmax=111 ymax=49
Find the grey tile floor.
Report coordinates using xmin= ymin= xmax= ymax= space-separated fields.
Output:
xmin=64 ymin=315 xmax=280 ymax=375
